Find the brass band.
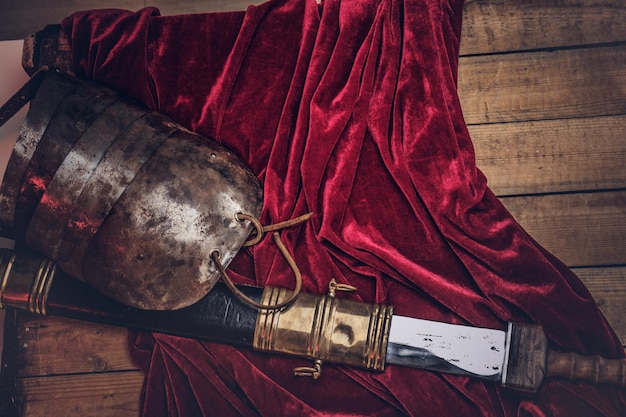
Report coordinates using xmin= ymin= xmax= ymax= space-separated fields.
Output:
xmin=0 ymin=248 xmax=56 ymax=315
xmin=253 ymin=285 xmax=393 ymax=374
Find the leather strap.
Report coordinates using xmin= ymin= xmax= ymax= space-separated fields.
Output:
xmin=0 ymin=68 xmax=48 ymax=129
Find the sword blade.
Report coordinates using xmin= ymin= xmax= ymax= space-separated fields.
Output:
xmin=386 ymin=315 xmax=507 ymax=381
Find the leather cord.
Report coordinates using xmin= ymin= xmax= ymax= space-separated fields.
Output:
xmin=239 ymin=212 xmax=314 ymax=247
xmin=211 ymin=212 xmax=313 ymax=310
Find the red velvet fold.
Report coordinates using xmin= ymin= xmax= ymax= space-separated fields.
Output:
xmin=62 ymin=0 xmax=626 ymax=415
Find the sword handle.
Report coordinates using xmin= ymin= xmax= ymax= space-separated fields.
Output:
xmin=547 ymin=350 xmax=626 ymax=387
xmin=502 ymin=322 xmax=626 ymax=394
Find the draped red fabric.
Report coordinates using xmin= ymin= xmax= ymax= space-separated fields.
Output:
xmin=61 ymin=0 xmax=626 ymax=416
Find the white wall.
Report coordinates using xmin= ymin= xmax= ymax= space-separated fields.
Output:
xmin=0 ymin=39 xmax=30 ymax=361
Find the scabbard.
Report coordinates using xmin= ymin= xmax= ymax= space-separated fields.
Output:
xmin=0 ymin=248 xmax=260 ymax=347
xmin=0 ymin=248 xmax=393 ymax=376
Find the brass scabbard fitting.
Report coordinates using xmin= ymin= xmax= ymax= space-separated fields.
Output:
xmin=253 ymin=279 xmax=393 ymax=379
xmin=0 ymin=248 xmax=56 ymax=315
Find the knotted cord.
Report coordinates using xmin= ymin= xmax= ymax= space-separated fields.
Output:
xmin=211 ymin=212 xmax=313 ymax=310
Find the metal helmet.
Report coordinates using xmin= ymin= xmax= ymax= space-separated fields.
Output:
xmin=0 ymin=70 xmax=263 ymax=310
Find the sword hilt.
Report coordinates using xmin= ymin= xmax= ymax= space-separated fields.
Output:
xmin=502 ymin=322 xmax=626 ymax=393
xmin=547 ymin=350 xmax=626 ymax=387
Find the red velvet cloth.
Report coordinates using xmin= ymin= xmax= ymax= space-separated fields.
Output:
xmin=61 ymin=1 xmax=626 ymax=416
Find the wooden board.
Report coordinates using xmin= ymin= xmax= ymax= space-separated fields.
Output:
xmin=472 ymin=115 xmax=626 ymax=196
xmin=502 ymin=191 xmax=626 ymax=267
xmin=458 ymin=45 xmax=626 ymax=125
xmin=15 ymin=315 xmax=136 ymax=377
xmin=461 ymin=0 xmax=626 ymax=55
xmin=16 ymin=371 xmax=144 ymax=417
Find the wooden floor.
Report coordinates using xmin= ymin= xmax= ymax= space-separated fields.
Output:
xmin=0 ymin=1 xmax=625 ymax=416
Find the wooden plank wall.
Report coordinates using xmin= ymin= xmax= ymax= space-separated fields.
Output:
xmin=0 ymin=0 xmax=624 ymax=416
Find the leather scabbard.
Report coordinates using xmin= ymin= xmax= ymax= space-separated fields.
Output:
xmin=0 ymin=248 xmax=393 ymax=376
xmin=0 ymin=248 xmax=259 ymax=347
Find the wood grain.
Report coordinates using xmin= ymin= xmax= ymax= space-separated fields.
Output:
xmin=471 ymin=115 xmax=626 ymax=196
xmin=16 ymin=371 xmax=144 ymax=417
xmin=502 ymin=191 xmax=626 ymax=267
xmin=458 ymin=45 xmax=626 ymax=125
xmin=461 ymin=0 xmax=626 ymax=55
xmin=15 ymin=315 xmax=137 ymax=377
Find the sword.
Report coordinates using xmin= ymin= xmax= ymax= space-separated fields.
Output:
xmin=0 ymin=248 xmax=624 ymax=394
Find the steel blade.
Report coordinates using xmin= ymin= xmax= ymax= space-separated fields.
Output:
xmin=386 ymin=316 xmax=507 ymax=381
